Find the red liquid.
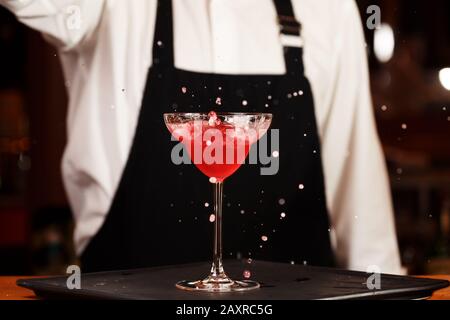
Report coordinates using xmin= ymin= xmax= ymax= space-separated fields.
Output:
xmin=168 ymin=121 xmax=254 ymax=182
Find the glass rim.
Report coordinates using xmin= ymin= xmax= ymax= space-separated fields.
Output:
xmin=164 ymin=112 xmax=273 ymax=118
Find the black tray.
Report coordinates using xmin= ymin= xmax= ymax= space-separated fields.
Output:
xmin=17 ymin=261 xmax=449 ymax=300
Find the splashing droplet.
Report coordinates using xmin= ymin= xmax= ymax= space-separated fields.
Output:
xmin=281 ymin=212 xmax=286 ymax=219
xmin=215 ymin=97 xmax=222 ymax=105
xmin=208 ymin=111 xmax=218 ymax=126
xmin=278 ymin=199 xmax=286 ymax=206
xmin=299 ymin=184 xmax=305 ymax=190
xmin=261 ymin=236 xmax=268 ymax=242
xmin=209 ymin=177 xmax=217 ymax=184
xmin=242 ymin=100 xmax=248 ymax=106
xmin=204 ymin=202 xmax=210 ymax=208
xmin=272 ymin=151 xmax=279 ymax=158
xmin=181 ymin=87 xmax=187 ymax=94
xmin=243 ymin=270 xmax=252 ymax=279
xmin=209 ymin=214 xmax=216 ymax=223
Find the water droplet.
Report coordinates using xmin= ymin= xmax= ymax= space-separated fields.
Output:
xmin=265 ymin=104 xmax=269 ymax=108
xmin=299 ymin=184 xmax=305 ymax=190
xmin=396 ymin=168 xmax=403 ymax=175
xmin=401 ymin=123 xmax=408 ymax=130
xmin=261 ymin=236 xmax=268 ymax=242
xmin=157 ymin=40 xmax=163 ymax=47
xmin=242 ymin=100 xmax=248 ymax=106
xmin=298 ymin=90 xmax=304 ymax=96
xmin=215 ymin=97 xmax=222 ymax=105
xmin=293 ymin=92 xmax=298 ymax=97
xmin=206 ymin=140 xmax=212 ymax=146
xmin=303 ymin=133 xmax=307 ymax=137
xmin=287 ymin=93 xmax=293 ymax=99
xmin=280 ymin=212 xmax=286 ymax=218
xmin=240 ymin=210 xmax=245 ymax=214
xmin=290 ymin=261 xmax=295 ymax=265
xmin=278 ymin=198 xmax=286 ymax=206
xmin=204 ymin=202 xmax=210 ymax=208
xmin=268 ymin=95 xmax=273 ymax=100
xmin=208 ymin=111 xmax=218 ymax=126
xmin=303 ymin=261 xmax=308 ymax=266
xmin=272 ymin=151 xmax=279 ymax=158
xmin=381 ymin=105 xmax=388 ymax=112
xmin=181 ymin=86 xmax=187 ymax=94
xmin=218 ymin=86 xmax=223 ymax=91
xmin=243 ymin=270 xmax=252 ymax=279
xmin=209 ymin=177 xmax=217 ymax=184
xmin=209 ymin=214 xmax=216 ymax=223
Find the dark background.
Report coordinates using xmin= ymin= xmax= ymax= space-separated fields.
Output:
xmin=0 ymin=0 xmax=449 ymax=275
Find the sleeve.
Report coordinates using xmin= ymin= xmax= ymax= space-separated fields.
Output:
xmin=321 ymin=0 xmax=403 ymax=274
xmin=0 ymin=0 xmax=105 ymax=50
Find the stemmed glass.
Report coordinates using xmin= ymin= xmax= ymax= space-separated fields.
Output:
xmin=164 ymin=112 xmax=273 ymax=292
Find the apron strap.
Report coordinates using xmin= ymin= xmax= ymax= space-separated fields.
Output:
xmin=273 ymin=0 xmax=302 ymax=37
xmin=152 ymin=0 xmax=304 ymax=76
xmin=273 ymin=0 xmax=304 ymax=77
xmin=152 ymin=0 xmax=174 ymax=67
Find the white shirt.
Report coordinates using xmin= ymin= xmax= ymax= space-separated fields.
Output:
xmin=1 ymin=0 xmax=403 ymax=274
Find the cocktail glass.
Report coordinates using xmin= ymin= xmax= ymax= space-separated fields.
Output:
xmin=164 ymin=112 xmax=273 ymax=292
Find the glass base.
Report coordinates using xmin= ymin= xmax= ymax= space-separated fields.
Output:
xmin=176 ymin=276 xmax=260 ymax=292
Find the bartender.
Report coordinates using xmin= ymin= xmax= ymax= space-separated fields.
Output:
xmin=1 ymin=0 xmax=402 ymax=274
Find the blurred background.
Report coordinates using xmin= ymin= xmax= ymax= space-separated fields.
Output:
xmin=0 ymin=0 xmax=449 ymax=276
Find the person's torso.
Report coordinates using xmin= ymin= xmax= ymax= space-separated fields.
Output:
xmin=59 ymin=0 xmax=341 ymax=255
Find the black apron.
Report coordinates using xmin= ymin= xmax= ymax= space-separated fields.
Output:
xmin=81 ymin=0 xmax=335 ymax=272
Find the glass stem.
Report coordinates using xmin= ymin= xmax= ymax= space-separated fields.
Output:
xmin=210 ymin=181 xmax=227 ymax=279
